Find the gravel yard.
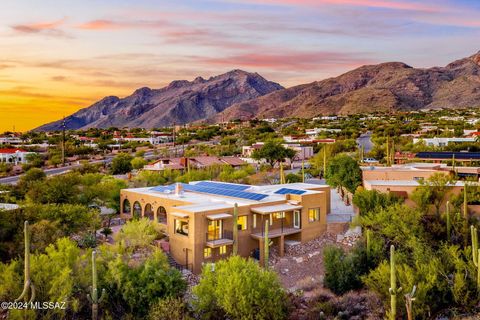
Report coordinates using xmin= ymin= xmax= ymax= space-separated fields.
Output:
xmin=271 ymin=228 xmax=362 ymax=292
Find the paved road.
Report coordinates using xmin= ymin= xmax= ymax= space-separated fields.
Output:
xmin=357 ymin=131 xmax=374 ymax=153
xmin=0 ymin=146 xmax=184 ymax=185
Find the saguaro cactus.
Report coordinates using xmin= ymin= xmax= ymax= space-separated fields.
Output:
xmin=446 ymin=201 xmax=451 ymax=242
xmin=16 ymin=221 xmax=35 ymax=304
xmin=389 ymin=245 xmax=402 ymax=320
xmin=404 ymin=285 xmax=417 ymax=320
xmin=232 ymin=203 xmax=238 ymax=256
xmin=470 ymin=225 xmax=480 ymax=294
xmin=264 ymin=220 xmax=272 ymax=269
xmin=366 ymin=229 xmax=371 ymax=262
xmin=279 ymin=162 xmax=285 ymax=184
xmin=87 ymin=250 xmax=106 ymax=320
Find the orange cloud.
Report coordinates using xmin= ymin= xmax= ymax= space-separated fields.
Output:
xmin=11 ymin=18 xmax=70 ymax=37
xmin=76 ymin=19 xmax=129 ymax=30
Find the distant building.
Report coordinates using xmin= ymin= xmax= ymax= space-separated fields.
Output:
xmin=0 ymin=148 xmax=35 ymax=165
xmin=413 ymin=137 xmax=476 ymax=147
xmin=144 ymin=156 xmax=246 ymax=172
xmin=242 ymin=142 xmax=314 ymax=160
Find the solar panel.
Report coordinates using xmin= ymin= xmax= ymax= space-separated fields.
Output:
xmin=182 ymin=184 xmax=268 ymax=201
xmin=416 ymin=152 xmax=480 ymax=160
xmin=151 ymin=185 xmax=175 ymax=192
xmin=274 ymin=188 xmax=306 ymax=195
xmin=195 ymin=181 xmax=250 ymax=191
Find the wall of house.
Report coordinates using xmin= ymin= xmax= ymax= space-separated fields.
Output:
xmin=362 ymin=169 xmax=444 ymax=181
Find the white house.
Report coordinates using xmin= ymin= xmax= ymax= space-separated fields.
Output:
xmin=413 ymin=137 xmax=476 ymax=147
xmin=0 ymin=148 xmax=36 ymax=165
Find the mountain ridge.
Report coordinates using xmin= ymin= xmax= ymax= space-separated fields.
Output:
xmin=35 ymin=51 xmax=480 ymax=131
xmin=35 ymin=69 xmax=283 ymax=131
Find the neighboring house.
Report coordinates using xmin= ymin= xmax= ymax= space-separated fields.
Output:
xmin=113 ymin=132 xmax=173 ymax=145
xmin=361 ymin=163 xmax=480 ymax=210
xmin=242 ymin=142 xmax=314 ymax=160
xmin=0 ymin=148 xmax=35 ymax=165
xmin=120 ymin=181 xmax=331 ymax=273
xmin=143 ymin=156 xmax=246 ymax=172
xmin=413 ymin=137 xmax=476 ymax=147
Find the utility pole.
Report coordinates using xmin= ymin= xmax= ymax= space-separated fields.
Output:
xmin=62 ymin=117 xmax=66 ymax=166
xmin=173 ymin=122 xmax=177 ymax=157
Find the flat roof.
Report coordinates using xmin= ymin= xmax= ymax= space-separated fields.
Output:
xmin=123 ymin=181 xmax=328 ymax=212
xmin=365 ymin=180 xmax=469 ymax=187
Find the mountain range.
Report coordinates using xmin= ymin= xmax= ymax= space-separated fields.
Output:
xmin=36 ymin=51 xmax=480 ymax=131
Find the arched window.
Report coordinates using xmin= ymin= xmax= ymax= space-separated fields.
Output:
xmin=133 ymin=201 xmax=142 ymax=219
xmin=145 ymin=204 xmax=154 ymax=220
xmin=157 ymin=206 xmax=167 ymax=224
xmin=123 ymin=199 xmax=131 ymax=214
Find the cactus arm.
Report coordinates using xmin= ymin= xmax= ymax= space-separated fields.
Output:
xmin=28 ymin=284 xmax=35 ymax=304
xmin=15 ymin=221 xmax=35 ymax=304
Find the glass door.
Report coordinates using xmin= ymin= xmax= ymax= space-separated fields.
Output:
xmin=293 ymin=210 xmax=301 ymax=229
xmin=207 ymin=220 xmax=222 ymax=240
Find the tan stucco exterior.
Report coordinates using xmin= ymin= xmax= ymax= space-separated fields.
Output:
xmin=120 ymin=183 xmax=330 ymax=273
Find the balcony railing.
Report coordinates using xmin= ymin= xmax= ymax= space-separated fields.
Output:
xmin=206 ymin=230 xmax=233 ymax=245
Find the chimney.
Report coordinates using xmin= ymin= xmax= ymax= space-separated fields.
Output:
xmin=180 ymin=157 xmax=188 ymax=168
xmin=175 ymin=183 xmax=183 ymax=196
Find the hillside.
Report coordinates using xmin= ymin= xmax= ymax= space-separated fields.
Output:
xmin=36 ymin=70 xmax=283 ymax=131
xmin=211 ymin=51 xmax=480 ymax=121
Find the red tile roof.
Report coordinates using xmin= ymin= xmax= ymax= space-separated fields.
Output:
xmin=0 ymin=148 xmax=27 ymax=154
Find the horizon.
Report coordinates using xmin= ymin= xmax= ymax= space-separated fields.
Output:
xmin=2 ymin=0 xmax=480 ymax=132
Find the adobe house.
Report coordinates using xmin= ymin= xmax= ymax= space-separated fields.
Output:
xmin=120 ymin=181 xmax=330 ymax=273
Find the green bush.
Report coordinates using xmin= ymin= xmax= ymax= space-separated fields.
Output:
xmin=193 ymin=256 xmax=287 ymax=320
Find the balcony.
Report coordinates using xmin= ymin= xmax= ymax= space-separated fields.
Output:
xmin=250 ymin=226 xmax=301 ymax=240
xmin=206 ymin=230 xmax=234 ymax=248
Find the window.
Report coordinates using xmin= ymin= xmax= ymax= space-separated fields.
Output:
xmin=237 ymin=216 xmax=247 ymax=231
xmin=174 ymin=219 xmax=189 ymax=236
xmin=308 ymin=208 xmax=320 ymax=222
xmin=253 ymin=214 xmax=257 ymax=228
xmin=204 ymin=247 xmax=212 ymax=258
xmin=275 ymin=212 xmax=285 ymax=219
xmin=207 ymin=220 xmax=222 ymax=241
xmin=219 ymin=245 xmax=227 ymax=255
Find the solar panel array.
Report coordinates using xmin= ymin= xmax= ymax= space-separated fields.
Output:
xmin=151 ymin=185 xmax=175 ymax=193
xmin=182 ymin=184 xmax=268 ymax=201
xmin=274 ymin=188 xmax=306 ymax=195
xmin=195 ymin=181 xmax=250 ymax=191
xmin=416 ymin=152 xmax=480 ymax=160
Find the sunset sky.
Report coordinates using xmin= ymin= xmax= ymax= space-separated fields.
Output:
xmin=1 ymin=0 xmax=480 ymax=132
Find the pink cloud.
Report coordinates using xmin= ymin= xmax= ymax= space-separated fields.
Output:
xmin=248 ymin=0 xmax=445 ymax=12
xmin=11 ymin=18 xmax=70 ymax=37
xmin=76 ymin=19 xmax=168 ymax=31
xmin=194 ymin=51 xmax=373 ymax=71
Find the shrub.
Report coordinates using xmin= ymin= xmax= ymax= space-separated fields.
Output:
xmin=148 ymin=297 xmax=192 ymax=320
xmin=193 ymin=256 xmax=287 ymax=320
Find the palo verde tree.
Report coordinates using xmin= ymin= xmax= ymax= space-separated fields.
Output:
xmin=325 ymin=154 xmax=362 ymax=195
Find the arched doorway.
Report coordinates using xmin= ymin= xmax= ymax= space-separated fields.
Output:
xmin=133 ymin=201 xmax=142 ymax=219
xmin=122 ymin=199 xmax=131 ymax=214
xmin=145 ymin=204 xmax=154 ymax=220
xmin=157 ymin=206 xmax=167 ymax=224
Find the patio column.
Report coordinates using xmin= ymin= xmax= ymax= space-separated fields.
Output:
xmin=280 ymin=235 xmax=285 ymax=257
